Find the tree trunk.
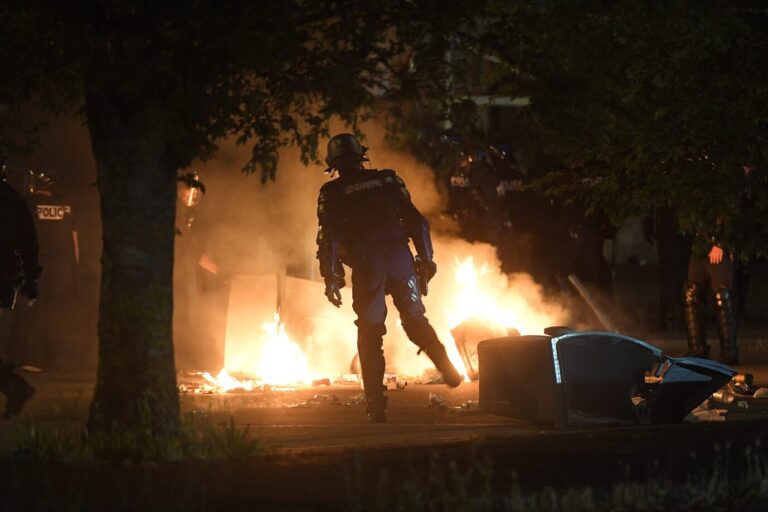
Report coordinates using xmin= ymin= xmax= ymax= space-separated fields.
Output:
xmin=86 ymin=94 xmax=180 ymax=446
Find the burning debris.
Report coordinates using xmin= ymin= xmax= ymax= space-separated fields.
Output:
xmin=256 ymin=313 xmax=310 ymax=386
xmin=179 ymin=242 xmax=569 ymax=396
xmin=177 ymin=370 xmax=365 ymax=395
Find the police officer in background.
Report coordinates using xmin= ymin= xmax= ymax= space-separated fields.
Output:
xmin=4 ymin=168 xmax=79 ymax=371
xmin=0 ymin=160 xmax=39 ymax=418
xmin=683 ymin=234 xmax=738 ymax=365
xmin=316 ymin=134 xmax=462 ymax=423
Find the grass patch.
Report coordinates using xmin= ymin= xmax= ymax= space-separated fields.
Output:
xmin=347 ymin=444 xmax=768 ymax=512
xmin=4 ymin=413 xmax=266 ymax=463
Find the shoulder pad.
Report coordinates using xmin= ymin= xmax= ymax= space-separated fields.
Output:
xmin=376 ymin=169 xmax=400 ymax=185
xmin=320 ymin=180 xmax=340 ymax=193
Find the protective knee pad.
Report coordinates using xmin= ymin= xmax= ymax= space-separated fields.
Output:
xmin=682 ymin=281 xmax=702 ymax=306
xmin=713 ymin=287 xmax=733 ymax=311
xmin=713 ymin=286 xmax=738 ymax=363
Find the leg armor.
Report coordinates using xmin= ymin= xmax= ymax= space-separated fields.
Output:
xmin=356 ymin=321 xmax=388 ymax=422
xmin=682 ymin=281 xmax=709 ymax=358
xmin=401 ymin=317 xmax=462 ymax=387
xmin=713 ymin=287 xmax=738 ymax=365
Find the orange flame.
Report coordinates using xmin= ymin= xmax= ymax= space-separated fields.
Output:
xmin=201 ymin=368 xmax=256 ymax=392
xmin=207 ymin=247 xmax=566 ymax=392
xmin=256 ymin=313 xmax=311 ymax=386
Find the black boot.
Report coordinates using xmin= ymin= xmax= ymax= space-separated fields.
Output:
xmin=683 ymin=281 xmax=709 ymax=358
xmin=366 ymin=395 xmax=388 ymax=423
xmin=403 ymin=317 xmax=462 ymax=387
xmin=356 ymin=322 xmax=388 ymax=423
xmin=714 ymin=287 xmax=738 ymax=365
xmin=0 ymin=361 xmax=35 ymax=419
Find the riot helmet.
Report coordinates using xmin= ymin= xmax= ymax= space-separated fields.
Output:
xmin=1 ymin=162 xmax=29 ymax=193
xmin=324 ymin=133 xmax=368 ymax=171
xmin=177 ymin=170 xmax=202 ymax=208
xmin=26 ymin=169 xmax=61 ymax=197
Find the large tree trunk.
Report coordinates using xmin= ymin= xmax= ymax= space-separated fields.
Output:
xmin=86 ymin=94 xmax=180 ymax=445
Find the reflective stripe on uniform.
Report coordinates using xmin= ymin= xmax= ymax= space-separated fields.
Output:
xmin=344 ymin=179 xmax=383 ymax=195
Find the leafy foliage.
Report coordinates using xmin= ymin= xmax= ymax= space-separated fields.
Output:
xmin=480 ymin=1 xmax=768 ymax=255
xmin=0 ymin=0 xmax=481 ymax=179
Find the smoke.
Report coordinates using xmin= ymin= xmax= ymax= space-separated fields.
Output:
xmin=0 ymin=110 xmax=573 ymax=377
xmin=0 ymin=112 xmax=101 ymax=371
xmin=184 ymin=120 xmax=571 ymax=376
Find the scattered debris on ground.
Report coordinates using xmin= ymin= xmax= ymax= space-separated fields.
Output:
xmin=685 ymin=400 xmax=727 ymax=422
xmin=428 ymin=392 xmax=446 ymax=408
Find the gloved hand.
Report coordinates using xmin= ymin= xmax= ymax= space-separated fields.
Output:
xmin=414 ymin=257 xmax=437 ymax=296
xmin=324 ymin=276 xmax=344 ymax=308
xmin=21 ymin=279 xmax=39 ymax=305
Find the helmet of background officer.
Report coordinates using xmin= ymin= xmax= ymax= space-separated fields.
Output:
xmin=177 ymin=170 xmax=202 ymax=208
xmin=1 ymin=161 xmax=27 ymax=193
xmin=324 ymin=133 xmax=368 ymax=174
xmin=26 ymin=168 xmax=61 ymax=198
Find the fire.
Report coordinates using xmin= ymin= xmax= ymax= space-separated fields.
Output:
xmin=445 ymin=256 xmax=519 ymax=330
xmin=435 ymin=251 xmax=566 ymax=337
xmin=437 ymin=257 xmax=514 ymax=378
xmin=204 ymin=313 xmax=312 ymax=391
xmin=201 ymin=242 xmax=567 ymax=393
xmin=201 ymin=368 xmax=256 ymax=392
xmin=256 ymin=313 xmax=311 ymax=386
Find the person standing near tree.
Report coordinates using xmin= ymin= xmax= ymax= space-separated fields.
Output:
xmin=316 ymin=133 xmax=462 ymax=423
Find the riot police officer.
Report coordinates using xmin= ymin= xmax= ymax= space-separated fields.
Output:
xmin=316 ymin=134 xmax=462 ymax=423
xmin=0 ymin=161 xmax=39 ymax=418
xmin=683 ymin=166 xmax=752 ymax=365
xmin=4 ymin=168 xmax=80 ymax=371
xmin=683 ymin=237 xmax=738 ymax=364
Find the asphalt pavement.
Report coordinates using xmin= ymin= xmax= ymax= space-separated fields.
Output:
xmin=4 ymin=335 xmax=768 ymax=456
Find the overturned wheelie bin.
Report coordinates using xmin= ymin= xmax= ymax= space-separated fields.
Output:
xmin=478 ymin=328 xmax=735 ymax=429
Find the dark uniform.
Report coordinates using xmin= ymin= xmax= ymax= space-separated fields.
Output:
xmin=173 ymin=171 xmax=223 ymax=370
xmin=644 ymin=208 xmax=691 ymax=331
xmin=0 ymin=171 xmax=39 ymax=418
xmin=565 ymin=206 xmax=614 ymax=293
xmin=5 ymin=169 xmax=80 ymax=369
xmin=316 ymin=134 xmax=461 ymax=423
xmin=683 ymin=235 xmax=737 ymax=364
